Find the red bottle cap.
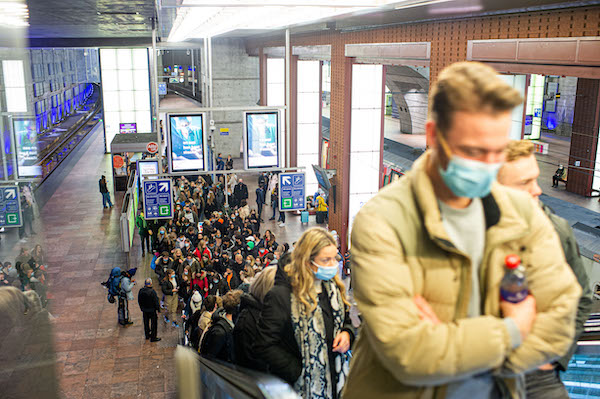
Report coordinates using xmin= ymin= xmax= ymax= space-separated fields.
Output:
xmin=505 ymin=254 xmax=521 ymax=269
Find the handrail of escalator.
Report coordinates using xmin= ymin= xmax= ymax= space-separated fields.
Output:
xmin=175 ymin=345 xmax=300 ymax=399
xmin=37 ymin=83 xmax=101 ymax=167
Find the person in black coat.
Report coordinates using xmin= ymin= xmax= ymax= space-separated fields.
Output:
xmin=233 ymin=265 xmax=278 ymax=371
xmin=200 ymin=291 xmax=240 ymax=363
xmin=137 ymin=278 xmax=161 ymax=342
xmin=233 ymin=179 xmax=248 ymax=209
xmin=255 ymin=228 xmax=355 ymax=399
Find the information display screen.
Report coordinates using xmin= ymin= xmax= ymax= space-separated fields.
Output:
xmin=119 ymin=123 xmax=137 ymax=134
xmin=168 ymin=114 xmax=205 ymax=172
xmin=137 ymin=159 xmax=159 ymax=181
xmin=13 ymin=119 xmax=41 ymax=178
xmin=244 ymin=111 xmax=279 ymax=169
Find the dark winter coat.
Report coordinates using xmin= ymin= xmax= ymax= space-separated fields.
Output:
xmin=138 ymin=286 xmax=160 ymax=313
xmin=200 ymin=310 xmax=235 ymax=363
xmin=233 ymin=293 xmax=267 ymax=371
xmin=254 ymin=265 xmax=355 ymax=385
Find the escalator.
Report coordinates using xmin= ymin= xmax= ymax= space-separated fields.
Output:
xmin=175 ymin=346 xmax=299 ymax=399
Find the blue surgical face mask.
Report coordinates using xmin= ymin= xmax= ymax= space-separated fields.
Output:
xmin=312 ymin=261 xmax=338 ymax=281
xmin=437 ymin=133 xmax=501 ymax=198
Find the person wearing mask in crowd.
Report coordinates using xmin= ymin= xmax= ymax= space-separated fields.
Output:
xmin=343 ymin=62 xmax=581 ymax=399
xmin=155 ymin=227 xmax=171 ymax=255
xmin=234 ymin=265 xmax=279 ymax=371
xmin=192 ymin=270 xmax=208 ymax=298
xmin=497 ymin=139 xmax=592 ymax=398
xmin=98 ymin=175 xmax=113 ymax=209
xmin=179 ymin=265 xmax=193 ymax=304
xmin=256 ymin=228 xmax=355 ymax=399
xmin=207 ymin=269 xmax=228 ymax=296
xmin=200 ymin=290 xmax=241 ymax=363
xmin=161 ymin=268 xmax=180 ymax=328
xmin=239 ymin=200 xmax=251 ymax=221
xmin=198 ymin=295 xmax=218 ymax=339
xmin=138 ymin=278 xmax=161 ymax=342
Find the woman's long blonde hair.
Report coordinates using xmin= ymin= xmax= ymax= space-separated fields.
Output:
xmin=285 ymin=227 xmax=350 ymax=313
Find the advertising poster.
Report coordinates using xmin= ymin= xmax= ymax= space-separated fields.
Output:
xmin=13 ymin=119 xmax=41 ymax=178
xmin=119 ymin=123 xmax=137 ymax=134
xmin=245 ymin=111 xmax=279 ymax=169
xmin=168 ymin=114 xmax=205 ymax=171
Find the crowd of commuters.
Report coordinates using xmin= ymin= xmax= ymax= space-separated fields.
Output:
xmin=102 ymin=60 xmax=592 ymax=399
xmin=0 ymin=244 xmax=48 ymax=307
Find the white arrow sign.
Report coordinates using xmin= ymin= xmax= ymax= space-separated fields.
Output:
xmin=282 ymin=176 xmax=292 ymax=186
xmin=159 ymin=182 xmax=170 ymax=192
xmin=5 ymin=189 xmax=16 ymax=199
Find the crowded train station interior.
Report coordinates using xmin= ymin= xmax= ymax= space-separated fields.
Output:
xmin=3 ymin=0 xmax=600 ymax=398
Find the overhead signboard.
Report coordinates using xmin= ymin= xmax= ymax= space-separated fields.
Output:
xmin=243 ymin=110 xmax=280 ymax=169
xmin=13 ymin=119 xmax=41 ymax=178
xmin=169 ymin=77 xmax=179 ymax=83
xmin=167 ymin=113 xmax=207 ymax=172
xmin=0 ymin=185 xmax=22 ymax=227
xmin=143 ymin=178 xmax=173 ymax=220
xmin=158 ymin=82 xmax=167 ymax=95
xmin=279 ymin=172 xmax=306 ymax=212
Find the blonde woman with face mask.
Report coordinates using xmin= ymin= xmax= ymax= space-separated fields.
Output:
xmin=255 ymin=227 xmax=355 ymax=399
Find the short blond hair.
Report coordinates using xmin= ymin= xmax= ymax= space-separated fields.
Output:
xmin=249 ymin=266 xmax=277 ymax=303
xmin=429 ymin=62 xmax=523 ymax=133
xmin=505 ymin=140 xmax=535 ymax=162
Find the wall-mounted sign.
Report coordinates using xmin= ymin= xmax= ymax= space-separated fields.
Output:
xmin=220 ymin=128 xmax=229 ymax=136
xmin=113 ymin=155 xmax=125 ymax=169
xmin=146 ymin=142 xmax=158 ymax=154
xmin=158 ymin=82 xmax=167 ymax=95
xmin=169 ymin=77 xmax=179 ymax=83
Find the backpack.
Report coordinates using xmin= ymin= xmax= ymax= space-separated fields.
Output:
xmin=107 ymin=274 xmax=122 ymax=300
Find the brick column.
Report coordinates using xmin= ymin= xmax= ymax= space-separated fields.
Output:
xmin=566 ymin=78 xmax=600 ymax=196
xmin=328 ymin=36 xmax=353 ymax=252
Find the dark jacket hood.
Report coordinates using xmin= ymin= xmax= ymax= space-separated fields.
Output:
xmin=274 ymin=262 xmax=291 ymax=288
xmin=239 ymin=292 xmax=262 ymax=311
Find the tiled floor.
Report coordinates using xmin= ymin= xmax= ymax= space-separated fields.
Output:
xmin=30 ymin=119 xmax=315 ymax=399
xmin=41 ymin=125 xmax=178 ymax=399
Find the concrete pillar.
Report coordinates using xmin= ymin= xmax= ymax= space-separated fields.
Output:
xmin=566 ymin=78 xmax=600 ymax=196
xmin=210 ymin=38 xmax=260 ymax=159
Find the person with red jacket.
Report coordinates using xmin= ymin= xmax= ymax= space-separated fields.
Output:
xmin=192 ymin=270 xmax=209 ymax=297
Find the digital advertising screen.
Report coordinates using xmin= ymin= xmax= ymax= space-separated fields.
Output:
xmin=168 ymin=113 xmax=205 ymax=172
xmin=119 ymin=123 xmax=137 ymax=134
xmin=244 ymin=111 xmax=279 ymax=169
xmin=13 ymin=119 xmax=41 ymax=178
xmin=137 ymin=159 xmax=159 ymax=182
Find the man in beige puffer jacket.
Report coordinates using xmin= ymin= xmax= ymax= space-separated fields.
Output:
xmin=344 ymin=62 xmax=581 ymax=399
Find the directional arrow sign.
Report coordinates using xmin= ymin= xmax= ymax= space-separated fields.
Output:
xmin=279 ymin=172 xmax=306 ymax=212
xmin=0 ymin=186 xmax=22 ymax=228
xmin=144 ymin=178 xmax=173 ymax=220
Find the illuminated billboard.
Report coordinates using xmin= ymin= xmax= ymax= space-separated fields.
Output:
xmin=243 ymin=110 xmax=280 ymax=169
xmin=13 ymin=119 xmax=41 ymax=178
xmin=167 ymin=113 xmax=206 ymax=172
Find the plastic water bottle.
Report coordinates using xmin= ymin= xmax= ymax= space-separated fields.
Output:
xmin=500 ymin=254 xmax=528 ymax=303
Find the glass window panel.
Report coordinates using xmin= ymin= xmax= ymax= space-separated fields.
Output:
xmin=103 ymin=91 xmax=120 ymax=112
xmin=297 ymin=123 xmax=319 ymax=156
xmin=2 ymin=60 xmax=25 ymax=88
xmin=267 ymin=58 xmax=284 ymax=84
xmin=297 ymin=60 xmax=320 ymax=93
xmin=119 ymin=91 xmax=135 ymax=111
xmin=120 ymin=111 xmax=136 ymax=126
xmin=5 ymin=87 xmax=27 ymax=112
xmin=132 ymin=49 xmax=148 ymax=70
xmin=101 ymin=70 xmax=118 ymax=91
xmin=118 ymin=70 xmax=134 ymax=91
xmin=100 ymin=49 xmax=117 ymax=70
xmin=133 ymin=91 xmax=150 ymax=111
xmin=267 ymin=83 xmax=284 ymax=106
xmin=133 ymin=71 xmax=149 ymax=91
xmin=297 ymin=92 xmax=319 ymax=125
xmin=117 ymin=49 xmax=133 ymax=70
